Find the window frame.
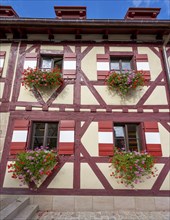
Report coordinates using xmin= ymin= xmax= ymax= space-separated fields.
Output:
xmin=40 ymin=55 xmax=63 ymax=71
xmin=29 ymin=121 xmax=59 ymax=150
xmin=109 ymin=52 xmax=136 ymax=73
xmin=113 ymin=123 xmax=142 ymax=152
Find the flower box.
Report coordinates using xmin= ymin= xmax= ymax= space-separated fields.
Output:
xmin=109 ymin=148 xmax=157 ymax=188
xmin=8 ymin=147 xmax=59 ymax=190
xmin=106 ymin=70 xmax=145 ymax=96
xmin=21 ymin=67 xmax=63 ymax=90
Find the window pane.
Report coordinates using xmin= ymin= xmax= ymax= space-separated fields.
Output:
xmin=115 ymin=138 xmax=125 ymax=149
xmin=122 ymin=61 xmax=131 ymax=70
xmin=46 ymin=138 xmax=57 ymax=149
xmin=41 ymin=58 xmax=52 ymax=69
xmin=47 ymin=123 xmax=58 ymax=136
xmin=110 ymin=61 xmax=119 ymax=70
xmin=114 ymin=126 xmax=125 ymax=138
xmin=127 ymin=124 xmax=139 ymax=151
xmin=33 ymin=137 xmax=44 ymax=148
xmin=54 ymin=58 xmax=63 ymax=70
xmin=34 ymin=123 xmax=45 ymax=136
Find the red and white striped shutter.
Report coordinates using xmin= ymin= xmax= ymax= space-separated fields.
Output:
xmin=98 ymin=121 xmax=114 ymax=156
xmin=58 ymin=120 xmax=75 ymax=155
xmin=63 ymin=53 xmax=76 ymax=79
xmin=24 ymin=53 xmax=38 ymax=70
xmin=143 ymin=122 xmax=162 ymax=156
xmin=136 ymin=54 xmax=151 ymax=82
xmin=0 ymin=51 xmax=6 ymax=76
xmin=97 ymin=54 xmax=110 ymax=80
xmin=10 ymin=120 xmax=29 ymax=156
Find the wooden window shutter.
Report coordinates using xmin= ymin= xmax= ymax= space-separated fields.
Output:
xmin=98 ymin=121 xmax=114 ymax=156
xmin=58 ymin=120 xmax=75 ymax=155
xmin=0 ymin=51 xmax=6 ymax=77
xmin=96 ymin=54 xmax=110 ymax=80
xmin=63 ymin=53 xmax=76 ymax=79
xmin=136 ymin=54 xmax=151 ymax=82
xmin=10 ymin=120 xmax=30 ymax=157
xmin=24 ymin=53 xmax=38 ymax=69
xmin=143 ymin=122 xmax=162 ymax=156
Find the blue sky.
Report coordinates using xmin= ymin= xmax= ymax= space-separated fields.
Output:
xmin=1 ymin=0 xmax=170 ymax=19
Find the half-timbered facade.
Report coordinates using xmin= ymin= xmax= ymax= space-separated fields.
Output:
xmin=0 ymin=6 xmax=170 ymax=210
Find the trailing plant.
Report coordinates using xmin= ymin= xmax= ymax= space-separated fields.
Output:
xmin=22 ymin=67 xmax=63 ymax=90
xmin=8 ymin=147 xmax=59 ymax=190
xmin=109 ymin=148 xmax=157 ymax=188
xmin=106 ymin=70 xmax=145 ymax=96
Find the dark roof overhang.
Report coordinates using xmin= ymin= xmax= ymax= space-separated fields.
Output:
xmin=0 ymin=18 xmax=169 ymax=40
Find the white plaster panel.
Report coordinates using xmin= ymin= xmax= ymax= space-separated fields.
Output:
xmin=53 ymin=85 xmax=73 ymax=104
xmin=98 ymin=132 xmax=113 ymax=143
xmin=24 ymin=60 xmax=37 ymax=69
xmin=18 ymin=86 xmax=38 ymax=102
xmin=97 ymin=163 xmax=163 ymax=190
xmin=40 ymin=45 xmax=63 ymax=51
xmin=160 ymin=172 xmax=170 ymax=190
xmin=81 ymin=86 xmax=99 ymax=105
xmin=3 ymin=162 xmax=28 ymax=188
xmin=109 ymin=46 xmax=132 ymax=52
xmin=144 ymin=86 xmax=168 ymax=105
xmin=145 ymin=132 xmax=161 ymax=144
xmin=95 ymin=85 xmax=148 ymax=105
xmin=97 ymin=62 xmax=110 ymax=71
xmin=63 ymin=61 xmax=76 ymax=70
xmin=12 ymin=131 xmax=28 ymax=142
xmin=136 ymin=62 xmax=150 ymax=70
xmin=80 ymin=163 xmax=104 ymax=189
xmin=81 ymin=122 xmax=98 ymax=156
xmin=0 ymin=82 xmax=4 ymax=99
xmin=0 ymin=58 xmax=4 ymax=67
xmin=137 ymin=47 xmax=162 ymax=81
xmin=81 ymin=47 xmax=104 ymax=80
xmin=48 ymin=163 xmax=73 ymax=188
xmin=158 ymin=124 xmax=170 ymax=157
xmin=59 ymin=131 xmax=74 ymax=142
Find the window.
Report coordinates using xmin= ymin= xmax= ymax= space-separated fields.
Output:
xmin=114 ymin=123 xmax=141 ymax=152
xmin=40 ymin=56 xmax=63 ymax=71
xmin=110 ymin=57 xmax=132 ymax=73
xmin=31 ymin=122 xmax=58 ymax=150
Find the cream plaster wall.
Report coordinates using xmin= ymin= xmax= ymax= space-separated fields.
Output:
xmin=0 ymin=113 xmax=9 ymax=162
xmin=80 ymin=163 xmax=104 ymax=189
xmin=27 ymin=34 xmax=49 ymax=41
xmin=81 ymin=122 xmax=99 ymax=156
xmin=138 ymin=47 xmax=162 ymax=81
xmin=40 ymin=45 xmax=63 ymax=51
xmin=81 ymin=86 xmax=99 ymax=105
xmin=109 ymin=46 xmax=132 ymax=52
xmin=97 ymin=163 xmax=164 ymax=190
xmin=0 ymin=82 xmax=4 ymax=99
xmin=69 ymin=46 xmax=75 ymax=53
xmin=81 ymin=46 xmax=88 ymax=53
xmin=18 ymin=86 xmax=38 ymax=102
xmin=95 ymin=85 xmax=148 ymax=105
xmin=158 ymin=124 xmax=170 ymax=157
xmin=160 ymin=172 xmax=170 ymax=190
xmin=53 ymin=85 xmax=73 ymax=104
xmin=0 ymin=43 xmax=11 ymax=78
xmin=81 ymin=47 xmax=105 ymax=80
xmin=48 ymin=163 xmax=73 ymax=188
xmin=3 ymin=162 xmax=28 ymax=188
xmin=82 ymin=34 xmax=102 ymax=41
xmin=144 ymin=86 xmax=168 ymax=105
xmin=137 ymin=35 xmax=156 ymax=41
